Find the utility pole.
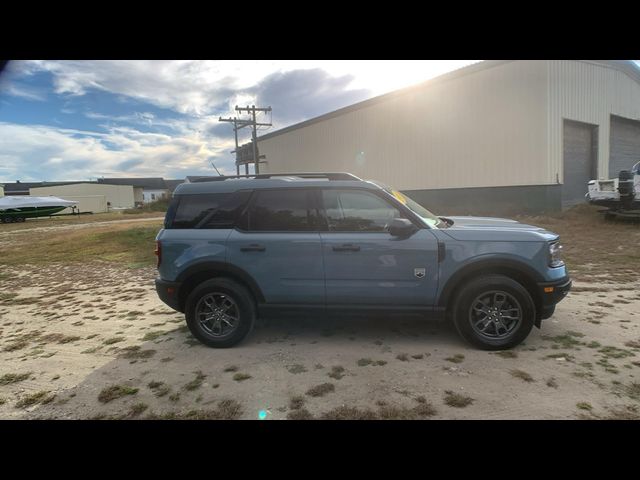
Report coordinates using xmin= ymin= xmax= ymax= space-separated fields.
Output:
xmin=235 ymin=105 xmax=271 ymax=174
xmin=219 ymin=105 xmax=271 ymax=175
xmin=219 ymin=117 xmax=248 ymax=175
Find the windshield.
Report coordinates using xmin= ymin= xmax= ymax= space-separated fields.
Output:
xmin=380 ymin=186 xmax=445 ymax=228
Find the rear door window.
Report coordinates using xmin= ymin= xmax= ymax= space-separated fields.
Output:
xmin=245 ymin=189 xmax=320 ymax=231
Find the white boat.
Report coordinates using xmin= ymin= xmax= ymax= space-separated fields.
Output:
xmin=0 ymin=196 xmax=78 ymax=223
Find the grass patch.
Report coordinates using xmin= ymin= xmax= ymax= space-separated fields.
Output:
xmin=223 ymin=365 xmax=238 ymax=372
xmin=286 ymin=364 xmax=307 ymax=374
xmin=140 ymin=331 xmax=167 ymax=341
xmin=306 ymin=383 xmax=335 ymax=397
xmin=184 ymin=371 xmax=207 ymax=391
xmin=444 ymin=391 xmax=474 ymax=408
xmin=289 ymin=395 xmax=306 ymax=410
xmin=15 ymin=391 xmax=55 ymax=408
xmin=147 ymin=399 xmax=243 ymax=420
xmin=546 ymin=377 xmax=559 ymax=388
xmin=625 ymin=339 xmax=640 ymax=349
xmin=98 ymin=385 xmax=139 ymax=403
xmin=117 ymin=345 xmax=156 ymax=359
xmin=576 ymin=402 xmax=593 ymax=411
xmin=357 ymin=358 xmax=373 ymax=367
xmin=232 ymin=373 xmax=251 ymax=382
xmin=129 ymin=403 xmax=149 ymax=417
xmin=123 ymin=198 xmax=170 ymax=214
xmin=494 ymin=350 xmax=518 ymax=359
xmin=287 ymin=408 xmax=314 ymax=420
xmin=626 ymin=382 xmax=640 ymax=400
xmin=321 ymin=402 xmax=437 ymax=420
xmin=327 ymin=366 xmax=345 ymax=380
xmin=510 ymin=369 xmax=534 ymax=383
xmin=40 ymin=333 xmax=81 ymax=344
xmin=396 ymin=353 xmax=409 ymax=362
xmin=103 ymin=336 xmax=125 ymax=345
xmin=0 ymin=372 xmax=32 ymax=386
xmin=542 ymin=332 xmax=584 ymax=350
xmin=147 ymin=380 xmax=170 ymax=398
xmin=0 ymin=225 xmax=160 ymax=267
xmin=445 ymin=354 xmax=465 ymax=364
xmin=598 ymin=346 xmax=635 ymax=359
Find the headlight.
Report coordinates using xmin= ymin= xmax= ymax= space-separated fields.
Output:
xmin=549 ymin=241 xmax=564 ymax=267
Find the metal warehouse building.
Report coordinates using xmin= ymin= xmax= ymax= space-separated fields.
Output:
xmin=29 ymin=182 xmax=141 ymax=212
xmin=257 ymin=60 xmax=640 ymax=214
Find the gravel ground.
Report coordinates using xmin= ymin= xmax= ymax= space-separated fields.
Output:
xmin=1 ymin=262 xmax=638 ymax=420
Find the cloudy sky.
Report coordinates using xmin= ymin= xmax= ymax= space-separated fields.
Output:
xmin=0 ymin=60 xmax=479 ymax=182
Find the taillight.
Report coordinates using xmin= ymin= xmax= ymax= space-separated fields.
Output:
xmin=154 ymin=240 xmax=161 ymax=268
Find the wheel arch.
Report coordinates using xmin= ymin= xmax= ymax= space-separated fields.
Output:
xmin=176 ymin=262 xmax=265 ymax=311
xmin=438 ymin=258 xmax=543 ymax=318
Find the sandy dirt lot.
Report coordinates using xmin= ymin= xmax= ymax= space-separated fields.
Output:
xmin=1 ymin=212 xmax=639 ymax=420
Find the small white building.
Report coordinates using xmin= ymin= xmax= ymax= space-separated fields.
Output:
xmin=29 ymin=182 xmax=139 ymax=211
xmin=98 ymin=177 xmax=168 ymax=204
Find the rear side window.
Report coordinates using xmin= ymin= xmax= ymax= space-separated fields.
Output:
xmin=166 ymin=191 xmax=250 ymax=229
xmin=245 ymin=189 xmax=320 ymax=231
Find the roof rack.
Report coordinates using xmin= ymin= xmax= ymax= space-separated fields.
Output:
xmin=190 ymin=172 xmax=361 ymax=182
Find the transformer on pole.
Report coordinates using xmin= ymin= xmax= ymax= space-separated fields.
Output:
xmin=219 ymin=105 xmax=271 ymax=175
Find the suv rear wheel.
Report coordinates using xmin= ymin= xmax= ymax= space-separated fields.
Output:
xmin=452 ymin=275 xmax=535 ymax=350
xmin=185 ymin=278 xmax=256 ymax=348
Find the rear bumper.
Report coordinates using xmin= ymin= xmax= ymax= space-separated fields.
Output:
xmin=155 ymin=278 xmax=183 ymax=312
xmin=537 ymin=275 xmax=571 ymax=320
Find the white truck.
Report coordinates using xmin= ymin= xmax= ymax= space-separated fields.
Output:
xmin=586 ymin=161 xmax=640 ymax=218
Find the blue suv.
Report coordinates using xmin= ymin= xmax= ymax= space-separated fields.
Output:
xmin=155 ymin=173 xmax=571 ymax=350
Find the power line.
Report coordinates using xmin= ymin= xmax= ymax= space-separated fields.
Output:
xmin=219 ymin=105 xmax=272 ymax=175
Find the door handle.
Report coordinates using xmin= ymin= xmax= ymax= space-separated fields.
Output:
xmin=332 ymin=244 xmax=360 ymax=252
xmin=240 ymin=244 xmax=266 ymax=252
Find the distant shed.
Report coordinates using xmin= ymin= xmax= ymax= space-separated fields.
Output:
xmin=29 ymin=183 xmax=137 ymax=210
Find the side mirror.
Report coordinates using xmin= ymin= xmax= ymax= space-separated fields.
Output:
xmin=388 ymin=218 xmax=417 ymax=237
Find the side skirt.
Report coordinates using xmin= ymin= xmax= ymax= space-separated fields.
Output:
xmin=258 ymin=303 xmax=446 ymax=320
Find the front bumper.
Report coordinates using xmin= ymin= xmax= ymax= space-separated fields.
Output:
xmin=155 ymin=278 xmax=183 ymax=312
xmin=537 ymin=275 xmax=572 ymax=320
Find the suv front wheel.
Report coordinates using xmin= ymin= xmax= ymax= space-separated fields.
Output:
xmin=452 ymin=275 xmax=535 ymax=350
xmin=185 ymin=278 xmax=256 ymax=348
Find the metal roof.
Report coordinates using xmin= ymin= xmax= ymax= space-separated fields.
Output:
xmin=258 ymin=60 xmax=640 ymax=142
xmin=97 ymin=177 xmax=167 ymax=189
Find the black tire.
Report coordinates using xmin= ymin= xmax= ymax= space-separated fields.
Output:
xmin=185 ymin=278 xmax=256 ymax=348
xmin=451 ymin=275 xmax=535 ymax=350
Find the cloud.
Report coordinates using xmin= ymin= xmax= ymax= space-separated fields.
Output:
xmin=0 ymin=121 xmax=237 ymax=182
xmin=7 ymin=61 xmax=372 ymax=125
xmin=250 ymin=69 xmax=371 ymax=126
xmin=10 ymin=60 xmax=240 ymax=116
xmin=0 ymin=83 xmax=47 ymax=101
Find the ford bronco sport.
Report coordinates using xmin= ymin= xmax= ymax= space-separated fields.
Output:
xmin=155 ymin=172 xmax=571 ymax=350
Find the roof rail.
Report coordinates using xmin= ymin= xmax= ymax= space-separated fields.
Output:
xmin=190 ymin=172 xmax=361 ymax=182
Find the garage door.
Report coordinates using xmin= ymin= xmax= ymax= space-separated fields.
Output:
xmin=610 ymin=115 xmax=640 ymax=177
xmin=563 ymin=120 xmax=597 ymax=207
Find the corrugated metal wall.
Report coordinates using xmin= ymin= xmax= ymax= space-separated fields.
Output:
xmin=259 ymin=60 xmax=640 ymax=190
xmin=259 ymin=61 xmax=549 ymax=190
xmin=29 ymin=183 xmax=135 ymax=209
xmin=548 ymin=60 xmax=640 ymax=180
